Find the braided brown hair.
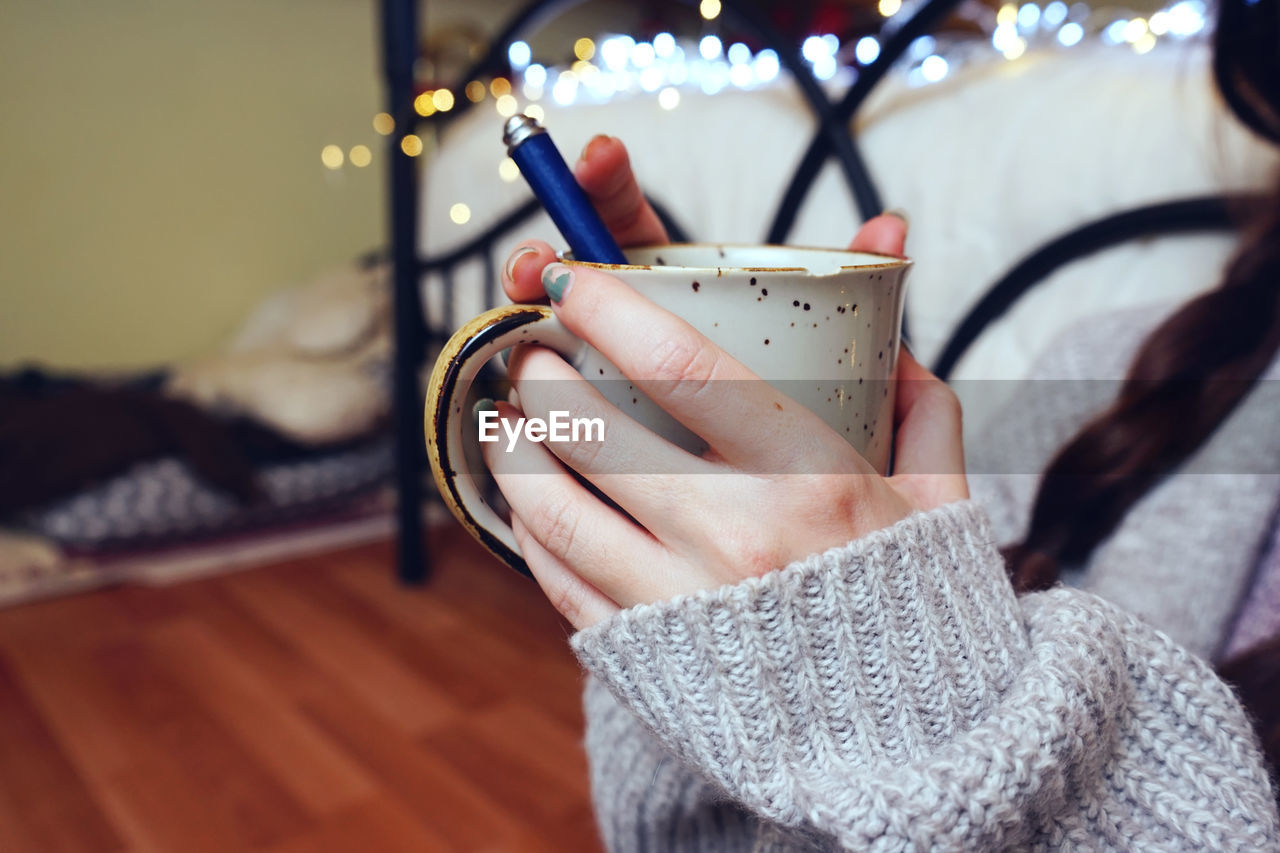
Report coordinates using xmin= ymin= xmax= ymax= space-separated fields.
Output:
xmin=1003 ymin=0 xmax=1280 ymax=774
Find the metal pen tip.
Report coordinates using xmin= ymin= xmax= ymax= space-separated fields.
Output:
xmin=503 ymin=113 xmax=544 ymax=150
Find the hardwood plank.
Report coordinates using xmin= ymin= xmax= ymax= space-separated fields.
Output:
xmin=306 ymin=565 xmax=580 ymax=720
xmin=267 ymin=795 xmax=454 ymax=853
xmin=298 ymin=684 xmax=529 ymax=852
xmin=0 ymin=651 xmax=124 ymax=853
xmin=463 ymin=699 xmax=594 ymax=797
xmin=89 ymin=638 xmax=311 ymax=849
xmin=223 ymin=571 xmax=460 ymax=735
xmin=420 ymin=700 xmax=593 ymax=828
xmin=146 ymin=619 xmax=378 ymax=816
xmin=0 ymin=525 xmax=605 ymax=852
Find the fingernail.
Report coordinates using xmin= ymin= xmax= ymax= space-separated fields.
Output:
xmin=883 ymin=208 xmax=911 ymax=229
xmin=542 ymin=263 xmax=573 ymax=304
xmin=577 ymin=134 xmax=611 ymax=165
xmin=472 ymin=397 xmax=496 ymax=425
xmin=503 ymin=245 xmax=538 ymax=284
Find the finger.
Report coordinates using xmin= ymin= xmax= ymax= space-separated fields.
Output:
xmin=512 ymin=513 xmax=619 ymax=631
xmin=536 ymin=263 xmax=864 ymax=473
xmin=888 ymin=348 xmax=968 ymax=508
xmin=502 ymin=240 xmax=558 ymax=303
xmin=506 ymin=344 xmax=714 ymax=527
xmin=847 ymin=211 xmax=908 ymax=259
xmin=480 ymin=400 xmax=675 ymax=607
xmin=574 ymin=135 xmax=669 ymax=247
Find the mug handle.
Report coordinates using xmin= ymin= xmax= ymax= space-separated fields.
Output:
xmin=424 ymin=304 xmax=585 ymax=577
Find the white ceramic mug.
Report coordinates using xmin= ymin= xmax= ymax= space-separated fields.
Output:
xmin=425 ymin=243 xmax=910 ymax=575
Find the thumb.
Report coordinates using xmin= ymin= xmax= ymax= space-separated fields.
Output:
xmin=888 ymin=347 xmax=968 ymax=509
xmin=848 ymin=211 xmax=908 ymax=258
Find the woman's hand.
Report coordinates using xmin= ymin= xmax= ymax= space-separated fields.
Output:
xmin=488 ymin=137 xmax=968 ymax=631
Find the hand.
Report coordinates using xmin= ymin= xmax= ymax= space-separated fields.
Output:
xmin=489 ymin=138 xmax=968 ymax=631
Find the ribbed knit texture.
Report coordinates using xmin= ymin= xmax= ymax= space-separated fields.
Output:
xmin=570 ymin=309 xmax=1280 ymax=850
xmin=573 ymin=502 xmax=1279 ymax=851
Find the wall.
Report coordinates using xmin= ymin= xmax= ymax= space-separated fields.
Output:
xmin=0 ymin=0 xmax=385 ymax=370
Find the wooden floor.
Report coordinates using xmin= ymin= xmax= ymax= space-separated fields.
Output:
xmin=0 ymin=522 xmax=604 ymax=853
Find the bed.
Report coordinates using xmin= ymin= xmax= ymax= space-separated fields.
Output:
xmin=379 ymin=0 xmax=1274 ymax=583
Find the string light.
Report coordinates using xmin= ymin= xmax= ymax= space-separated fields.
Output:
xmin=349 ymin=144 xmax=372 ymax=167
xmin=1058 ymin=22 xmax=1084 ymax=45
xmin=449 ymin=203 xmax=471 ymax=224
xmin=753 ymin=49 xmax=780 ymax=82
xmin=640 ymin=66 xmax=664 ymax=91
xmin=499 ymin=157 xmax=520 ymax=182
xmin=349 ymin=0 xmax=1207 ymax=162
xmin=600 ymin=36 xmax=632 ymax=71
xmin=525 ymin=103 xmax=545 ymax=122
xmin=400 ymin=135 xmax=423 ymax=157
xmin=920 ymin=54 xmax=949 ymax=82
xmin=552 ymin=71 xmax=578 ymax=105
xmin=495 ymin=93 xmax=518 ymax=116
xmin=523 ymin=64 xmax=547 ymax=88
xmin=321 ymin=145 xmax=343 ymax=169
xmin=1164 ymin=0 xmax=1206 ymax=37
xmin=508 ymin=41 xmax=531 ymax=70
xmin=631 ymin=42 xmax=656 ymax=67
xmin=1043 ymin=1 xmax=1069 ymax=27
xmin=855 ymin=36 xmax=881 ymax=65
xmin=1123 ymin=18 xmax=1148 ymax=42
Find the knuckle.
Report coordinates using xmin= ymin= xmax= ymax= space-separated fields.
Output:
xmin=647 ymin=334 xmax=720 ymax=398
xmin=549 ymin=576 xmax=588 ymax=625
xmin=533 ymin=489 xmax=583 ymax=560
xmin=561 ymin=425 xmax=605 ymax=470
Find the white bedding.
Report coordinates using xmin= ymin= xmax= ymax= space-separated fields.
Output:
xmin=421 ymin=43 xmax=1274 ymax=422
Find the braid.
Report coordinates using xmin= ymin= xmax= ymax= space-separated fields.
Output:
xmin=1005 ymin=193 xmax=1280 ymax=589
xmin=1004 ymin=0 xmax=1280 ymax=781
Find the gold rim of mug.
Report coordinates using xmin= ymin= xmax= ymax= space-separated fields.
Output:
xmin=425 ymin=304 xmax=549 ymax=578
xmin=563 ymin=242 xmax=912 ymax=274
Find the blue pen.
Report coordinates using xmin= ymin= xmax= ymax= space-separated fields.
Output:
xmin=503 ymin=114 xmax=628 ymax=265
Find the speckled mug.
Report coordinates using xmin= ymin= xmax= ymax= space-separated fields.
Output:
xmin=426 ymin=243 xmax=909 ymax=576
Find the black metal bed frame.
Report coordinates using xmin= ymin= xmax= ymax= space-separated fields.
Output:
xmin=378 ymin=0 xmax=1241 ymax=584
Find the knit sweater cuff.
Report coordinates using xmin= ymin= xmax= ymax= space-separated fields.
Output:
xmin=570 ymin=501 xmax=1030 ymax=819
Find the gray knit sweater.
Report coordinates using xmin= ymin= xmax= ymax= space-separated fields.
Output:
xmin=569 ymin=309 xmax=1280 ymax=851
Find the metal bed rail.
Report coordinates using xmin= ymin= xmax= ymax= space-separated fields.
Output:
xmin=378 ymin=0 xmax=1242 ymax=583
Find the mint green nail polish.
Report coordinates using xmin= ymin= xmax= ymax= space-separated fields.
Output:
xmin=472 ymin=397 xmax=496 ymax=423
xmin=542 ymin=265 xmax=573 ymax=303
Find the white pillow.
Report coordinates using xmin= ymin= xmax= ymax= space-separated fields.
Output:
xmin=421 ymin=43 xmax=1275 ymax=393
